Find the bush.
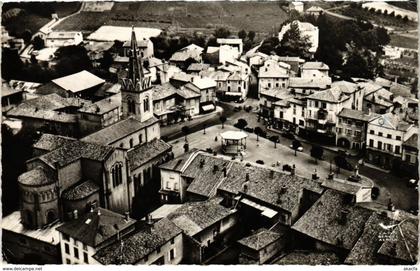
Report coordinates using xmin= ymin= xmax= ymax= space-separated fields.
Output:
xmin=243 ymin=127 xmax=254 ymax=133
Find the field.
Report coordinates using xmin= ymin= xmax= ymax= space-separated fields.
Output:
xmin=2 ymin=2 xmax=81 ymax=37
xmin=53 ymin=1 xmax=289 ymax=35
xmin=389 ymin=33 xmax=418 ymax=49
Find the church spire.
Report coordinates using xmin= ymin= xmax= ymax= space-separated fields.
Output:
xmin=128 ymin=26 xmax=144 ymax=85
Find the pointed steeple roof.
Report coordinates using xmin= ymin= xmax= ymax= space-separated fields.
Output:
xmin=128 ymin=26 xmax=144 ymax=85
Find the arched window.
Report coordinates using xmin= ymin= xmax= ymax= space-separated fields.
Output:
xmin=127 ymin=98 xmax=136 ymax=114
xmin=112 ymin=163 xmax=123 ymax=187
xmin=129 ymin=138 xmax=134 ymax=148
xmin=143 ymin=96 xmax=150 ymax=112
xmin=46 ymin=210 xmax=56 ymax=224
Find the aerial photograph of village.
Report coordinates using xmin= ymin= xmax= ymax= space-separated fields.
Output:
xmin=1 ymin=1 xmax=418 ymax=267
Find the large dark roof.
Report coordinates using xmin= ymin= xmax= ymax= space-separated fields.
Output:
xmin=345 ymin=212 xmax=394 ymax=265
xmin=377 ymin=218 xmax=418 ymax=263
xmin=167 ymin=197 xmax=235 ymax=236
xmin=127 ymin=139 xmax=172 ymax=170
xmin=56 ymin=207 xmax=136 ymax=248
xmin=237 ymin=228 xmax=284 ymax=250
xmin=184 ymin=153 xmax=232 ymax=198
xmin=159 ymin=149 xmax=200 ymax=172
xmin=82 ymin=116 xmax=159 ymax=146
xmin=219 ymin=162 xmax=324 ymax=212
xmin=338 ymin=108 xmax=380 ymax=122
xmin=93 ymin=218 xmax=182 ymax=264
xmin=292 ymin=189 xmax=373 ymax=250
xmin=32 ymin=133 xmax=77 ymax=152
xmin=39 ymin=140 xmax=114 ymax=168
xmin=276 ymin=251 xmax=340 ymax=265
xmin=18 ymin=166 xmax=56 ymax=186
xmin=62 ymin=180 xmax=100 ymax=201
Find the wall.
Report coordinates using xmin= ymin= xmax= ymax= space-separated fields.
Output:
xmin=301 ymin=68 xmax=328 ymax=79
xmin=258 ymin=237 xmax=286 ymax=264
xmin=160 ymin=169 xmax=183 ymax=202
xmin=62 ymin=192 xmax=101 ymax=220
xmin=60 ymin=233 xmax=96 ymax=264
xmin=58 ymin=160 xmax=83 ymax=192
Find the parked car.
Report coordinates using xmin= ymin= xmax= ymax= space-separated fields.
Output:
xmin=269 ymin=135 xmax=280 ymax=143
xmin=256 ymin=160 xmax=265 ymax=165
xmin=282 ymin=131 xmax=295 ymax=140
xmin=282 ymin=164 xmax=292 ymax=172
xmin=244 ymin=127 xmax=254 ymax=133
xmin=234 ymin=106 xmax=242 ymax=112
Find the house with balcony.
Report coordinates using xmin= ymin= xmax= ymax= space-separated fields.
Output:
xmin=366 ymin=112 xmax=417 ymax=170
xmin=259 ymin=88 xmax=291 ymax=121
xmin=336 ymin=108 xmax=380 ymax=150
xmin=304 ymin=88 xmax=352 ymax=141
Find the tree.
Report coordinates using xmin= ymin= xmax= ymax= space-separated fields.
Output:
xmin=375 ymin=27 xmax=390 ymax=46
xmin=270 ymin=135 xmax=280 ymax=148
xmin=258 ymin=36 xmax=279 ymax=55
xmin=235 ymin=118 xmax=248 ymax=130
xmin=219 ymin=115 xmax=227 ymax=129
xmin=32 ymin=36 xmax=45 ymax=50
xmin=2 ymin=48 xmax=23 ymax=80
xmin=54 ymin=45 xmax=92 ymax=77
xmin=292 ymin=139 xmax=301 ymax=156
xmin=181 ymin=126 xmax=190 ymax=141
xmin=389 ymin=11 xmax=395 ymax=17
xmin=371 ymin=187 xmax=380 ymax=200
xmin=277 ymin=21 xmax=312 ymax=59
xmin=238 ymin=30 xmax=247 ymax=40
xmin=248 ymin=31 xmax=256 ymax=41
xmin=310 ymin=145 xmax=324 ymax=163
xmin=214 ymin=27 xmax=231 ymax=38
xmin=403 ymin=15 xmax=409 ymax=23
xmin=254 ymin=127 xmax=263 ymax=141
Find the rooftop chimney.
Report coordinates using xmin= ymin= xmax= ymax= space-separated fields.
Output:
xmin=388 ymin=199 xmax=395 ymax=212
xmin=146 ymin=214 xmax=153 ymax=225
xmin=245 ymin=173 xmax=249 ymax=182
xmin=97 ymin=209 xmax=101 ymax=216
xmin=199 ymin=159 xmax=205 ymax=168
xmin=222 ymin=167 xmax=227 ymax=177
xmin=124 ymin=212 xmax=130 ymax=222
xmin=270 ymin=170 xmax=275 ymax=179
xmin=290 ymin=164 xmax=296 ymax=176
xmin=312 ymin=169 xmax=318 ymax=180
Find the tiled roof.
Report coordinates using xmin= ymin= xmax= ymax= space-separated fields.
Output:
xmin=191 ymin=77 xmax=217 ymax=89
xmin=78 ymin=94 xmax=120 ymax=115
xmin=47 ymin=31 xmax=81 ymax=40
xmin=82 ymin=117 xmax=159 ymax=146
xmin=57 ymin=207 xmax=136 ymax=248
xmin=219 ymin=162 xmax=324 ymax=212
xmin=32 ymin=133 xmax=76 ymax=152
xmin=302 ymin=62 xmax=329 ymax=70
xmin=345 ymin=212 xmax=395 ymax=265
xmin=187 ymin=63 xmax=210 ymax=72
xmin=259 ymin=88 xmax=291 ymax=100
xmin=307 ymin=88 xmax=349 ymax=103
xmin=171 ymin=72 xmax=194 ymax=83
xmin=52 ymin=70 xmax=105 ymax=93
xmin=292 ymin=189 xmax=373 ymax=250
xmin=389 ymin=82 xmax=412 ymax=98
xmin=357 ymin=81 xmax=385 ymax=96
xmin=370 ymin=113 xmax=412 ymax=131
xmin=151 ymin=83 xmax=178 ymax=101
xmin=403 ymin=133 xmax=418 ymax=149
xmin=321 ymin=179 xmax=363 ymax=195
xmin=176 ymin=86 xmax=201 ymax=99
xmin=289 ymin=77 xmax=331 ymax=89
xmin=39 ymin=140 xmax=114 ymax=168
xmin=278 ymin=56 xmax=305 ymax=63
xmin=258 ymin=61 xmax=290 ymax=78
xmin=167 ymin=197 xmax=235 ymax=236
xmin=377 ymin=218 xmax=418 ymax=263
xmin=238 ymin=228 xmax=284 ymax=250
xmin=184 ymin=153 xmax=232 ymax=198
xmin=169 ymin=47 xmax=202 ymax=62
xmin=127 ymin=139 xmax=172 ymax=170
xmin=61 ymin=180 xmax=100 ymax=201
xmin=122 ymin=39 xmax=150 ymax=48
xmin=159 ymin=149 xmax=200 ymax=172
xmin=217 ymin=38 xmax=243 ymax=45
xmin=93 ymin=218 xmax=182 ymax=264
xmin=276 ymin=251 xmax=340 ymax=265
xmin=7 ymin=93 xmax=89 ymax=123
xmin=338 ymin=108 xmax=380 ymax=122
xmin=18 ymin=166 xmax=56 ymax=186
xmin=331 ymin=81 xmax=358 ymax=94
